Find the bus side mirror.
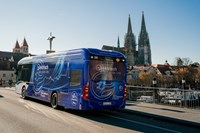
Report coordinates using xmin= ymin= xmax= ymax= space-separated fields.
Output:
xmin=14 ymin=68 xmax=18 ymax=75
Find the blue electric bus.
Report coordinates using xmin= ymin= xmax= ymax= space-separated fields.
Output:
xmin=15 ymin=48 xmax=127 ymax=110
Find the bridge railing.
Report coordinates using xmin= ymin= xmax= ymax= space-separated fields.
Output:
xmin=126 ymin=85 xmax=200 ymax=109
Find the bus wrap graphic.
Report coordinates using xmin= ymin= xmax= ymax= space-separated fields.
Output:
xmin=91 ymin=74 xmax=115 ymax=100
xmin=33 ymin=59 xmax=49 ymax=95
xmin=31 ymin=56 xmax=68 ymax=96
xmin=90 ymin=62 xmax=121 ymax=100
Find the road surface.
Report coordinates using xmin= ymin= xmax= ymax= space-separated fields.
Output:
xmin=0 ymin=88 xmax=199 ymax=133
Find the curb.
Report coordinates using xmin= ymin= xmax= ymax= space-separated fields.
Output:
xmin=119 ymin=108 xmax=200 ymax=128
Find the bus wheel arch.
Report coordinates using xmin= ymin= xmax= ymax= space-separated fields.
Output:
xmin=21 ymin=86 xmax=26 ymax=99
xmin=50 ymin=91 xmax=58 ymax=109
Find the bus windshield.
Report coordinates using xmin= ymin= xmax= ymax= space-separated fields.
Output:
xmin=89 ymin=57 xmax=125 ymax=82
xmin=16 ymin=64 xmax=32 ymax=82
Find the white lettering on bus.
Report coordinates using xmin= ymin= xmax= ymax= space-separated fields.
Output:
xmin=96 ymin=65 xmax=117 ymax=72
xmin=37 ymin=65 xmax=49 ymax=71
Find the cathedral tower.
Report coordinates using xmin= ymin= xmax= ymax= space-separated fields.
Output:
xmin=13 ymin=40 xmax=20 ymax=53
xmin=102 ymin=13 xmax=152 ymax=66
xmin=124 ymin=15 xmax=137 ymax=66
xmin=13 ymin=38 xmax=29 ymax=55
xmin=20 ymin=38 xmax=29 ymax=55
xmin=137 ymin=12 xmax=152 ymax=65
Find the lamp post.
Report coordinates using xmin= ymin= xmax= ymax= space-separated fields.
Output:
xmin=182 ymin=78 xmax=186 ymax=106
xmin=182 ymin=78 xmax=186 ymax=89
xmin=152 ymin=78 xmax=157 ymax=103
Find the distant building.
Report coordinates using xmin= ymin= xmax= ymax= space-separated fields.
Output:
xmin=137 ymin=12 xmax=152 ymax=65
xmin=0 ymin=38 xmax=29 ymax=85
xmin=13 ymin=38 xmax=29 ymax=55
xmin=152 ymin=64 xmax=173 ymax=76
xmin=0 ymin=51 xmax=28 ymax=84
xmin=102 ymin=12 xmax=152 ymax=67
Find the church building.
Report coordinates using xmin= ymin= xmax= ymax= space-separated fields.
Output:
xmin=0 ymin=38 xmax=29 ymax=85
xmin=102 ymin=12 xmax=152 ymax=67
xmin=13 ymin=38 xmax=29 ymax=55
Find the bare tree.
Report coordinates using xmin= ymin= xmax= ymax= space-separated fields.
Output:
xmin=182 ymin=57 xmax=193 ymax=66
xmin=174 ymin=57 xmax=192 ymax=66
xmin=175 ymin=57 xmax=183 ymax=66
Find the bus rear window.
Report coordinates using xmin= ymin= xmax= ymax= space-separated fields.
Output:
xmin=89 ymin=60 xmax=125 ymax=82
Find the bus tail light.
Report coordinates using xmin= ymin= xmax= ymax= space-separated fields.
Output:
xmin=124 ymin=85 xmax=127 ymax=100
xmin=83 ymin=83 xmax=89 ymax=100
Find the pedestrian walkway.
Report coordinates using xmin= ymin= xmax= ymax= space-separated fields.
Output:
xmin=125 ymin=101 xmax=200 ymax=127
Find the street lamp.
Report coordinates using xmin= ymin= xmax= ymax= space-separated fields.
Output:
xmin=153 ymin=78 xmax=157 ymax=87
xmin=152 ymin=78 xmax=157 ymax=103
xmin=182 ymin=78 xmax=186 ymax=106
xmin=182 ymin=78 xmax=186 ymax=89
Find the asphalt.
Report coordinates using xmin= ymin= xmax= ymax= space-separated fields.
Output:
xmin=1 ymin=87 xmax=200 ymax=127
xmin=124 ymin=101 xmax=200 ymax=128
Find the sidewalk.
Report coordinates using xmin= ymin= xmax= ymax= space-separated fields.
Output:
xmin=125 ymin=101 xmax=200 ymax=127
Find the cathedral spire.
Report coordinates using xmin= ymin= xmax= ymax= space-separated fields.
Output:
xmin=124 ymin=14 xmax=136 ymax=66
xmin=127 ymin=14 xmax=132 ymax=34
xmin=138 ymin=11 xmax=152 ymax=65
xmin=22 ymin=37 xmax=28 ymax=47
xmin=14 ymin=40 xmax=20 ymax=48
xmin=141 ymin=11 xmax=147 ymax=33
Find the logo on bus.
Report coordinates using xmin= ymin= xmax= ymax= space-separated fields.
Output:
xmin=34 ymin=60 xmax=50 ymax=92
xmin=91 ymin=80 xmax=114 ymax=100
xmin=37 ymin=64 xmax=49 ymax=71
xmin=71 ymin=91 xmax=78 ymax=106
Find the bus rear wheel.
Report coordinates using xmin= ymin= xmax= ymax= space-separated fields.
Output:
xmin=21 ymin=87 xmax=26 ymax=99
xmin=51 ymin=92 xmax=58 ymax=109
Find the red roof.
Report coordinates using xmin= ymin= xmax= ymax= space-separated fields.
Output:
xmin=14 ymin=40 xmax=20 ymax=48
xmin=22 ymin=38 xmax=28 ymax=47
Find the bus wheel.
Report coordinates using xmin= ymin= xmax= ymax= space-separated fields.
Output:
xmin=51 ymin=92 xmax=58 ymax=109
xmin=21 ymin=87 xmax=26 ymax=99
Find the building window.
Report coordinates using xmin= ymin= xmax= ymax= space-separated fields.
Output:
xmin=3 ymin=74 xmax=6 ymax=77
xmin=11 ymin=73 xmax=14 ymax=77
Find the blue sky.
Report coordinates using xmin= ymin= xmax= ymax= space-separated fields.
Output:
xmin=0 ymin=0 xmax=199 ymax=64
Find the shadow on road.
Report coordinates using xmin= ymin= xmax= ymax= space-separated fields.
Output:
xmin=22 ymin=97 xmax=200 ymax=132
xmin=24 ymin=97 xmax=148 ymax=132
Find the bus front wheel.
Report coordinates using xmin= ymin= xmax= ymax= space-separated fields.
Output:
xmin=21 ymin=87 xmax=26 ymax=99
xmin=51 ymin=92 xmax=58 ymax=109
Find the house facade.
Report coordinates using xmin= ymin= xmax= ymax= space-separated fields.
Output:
xmin=0 ymin=39 xmax=29 ymax=86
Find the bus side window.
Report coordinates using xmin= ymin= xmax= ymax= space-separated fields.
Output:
xmin=70 ymin=70 xmax=82 ymax=86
